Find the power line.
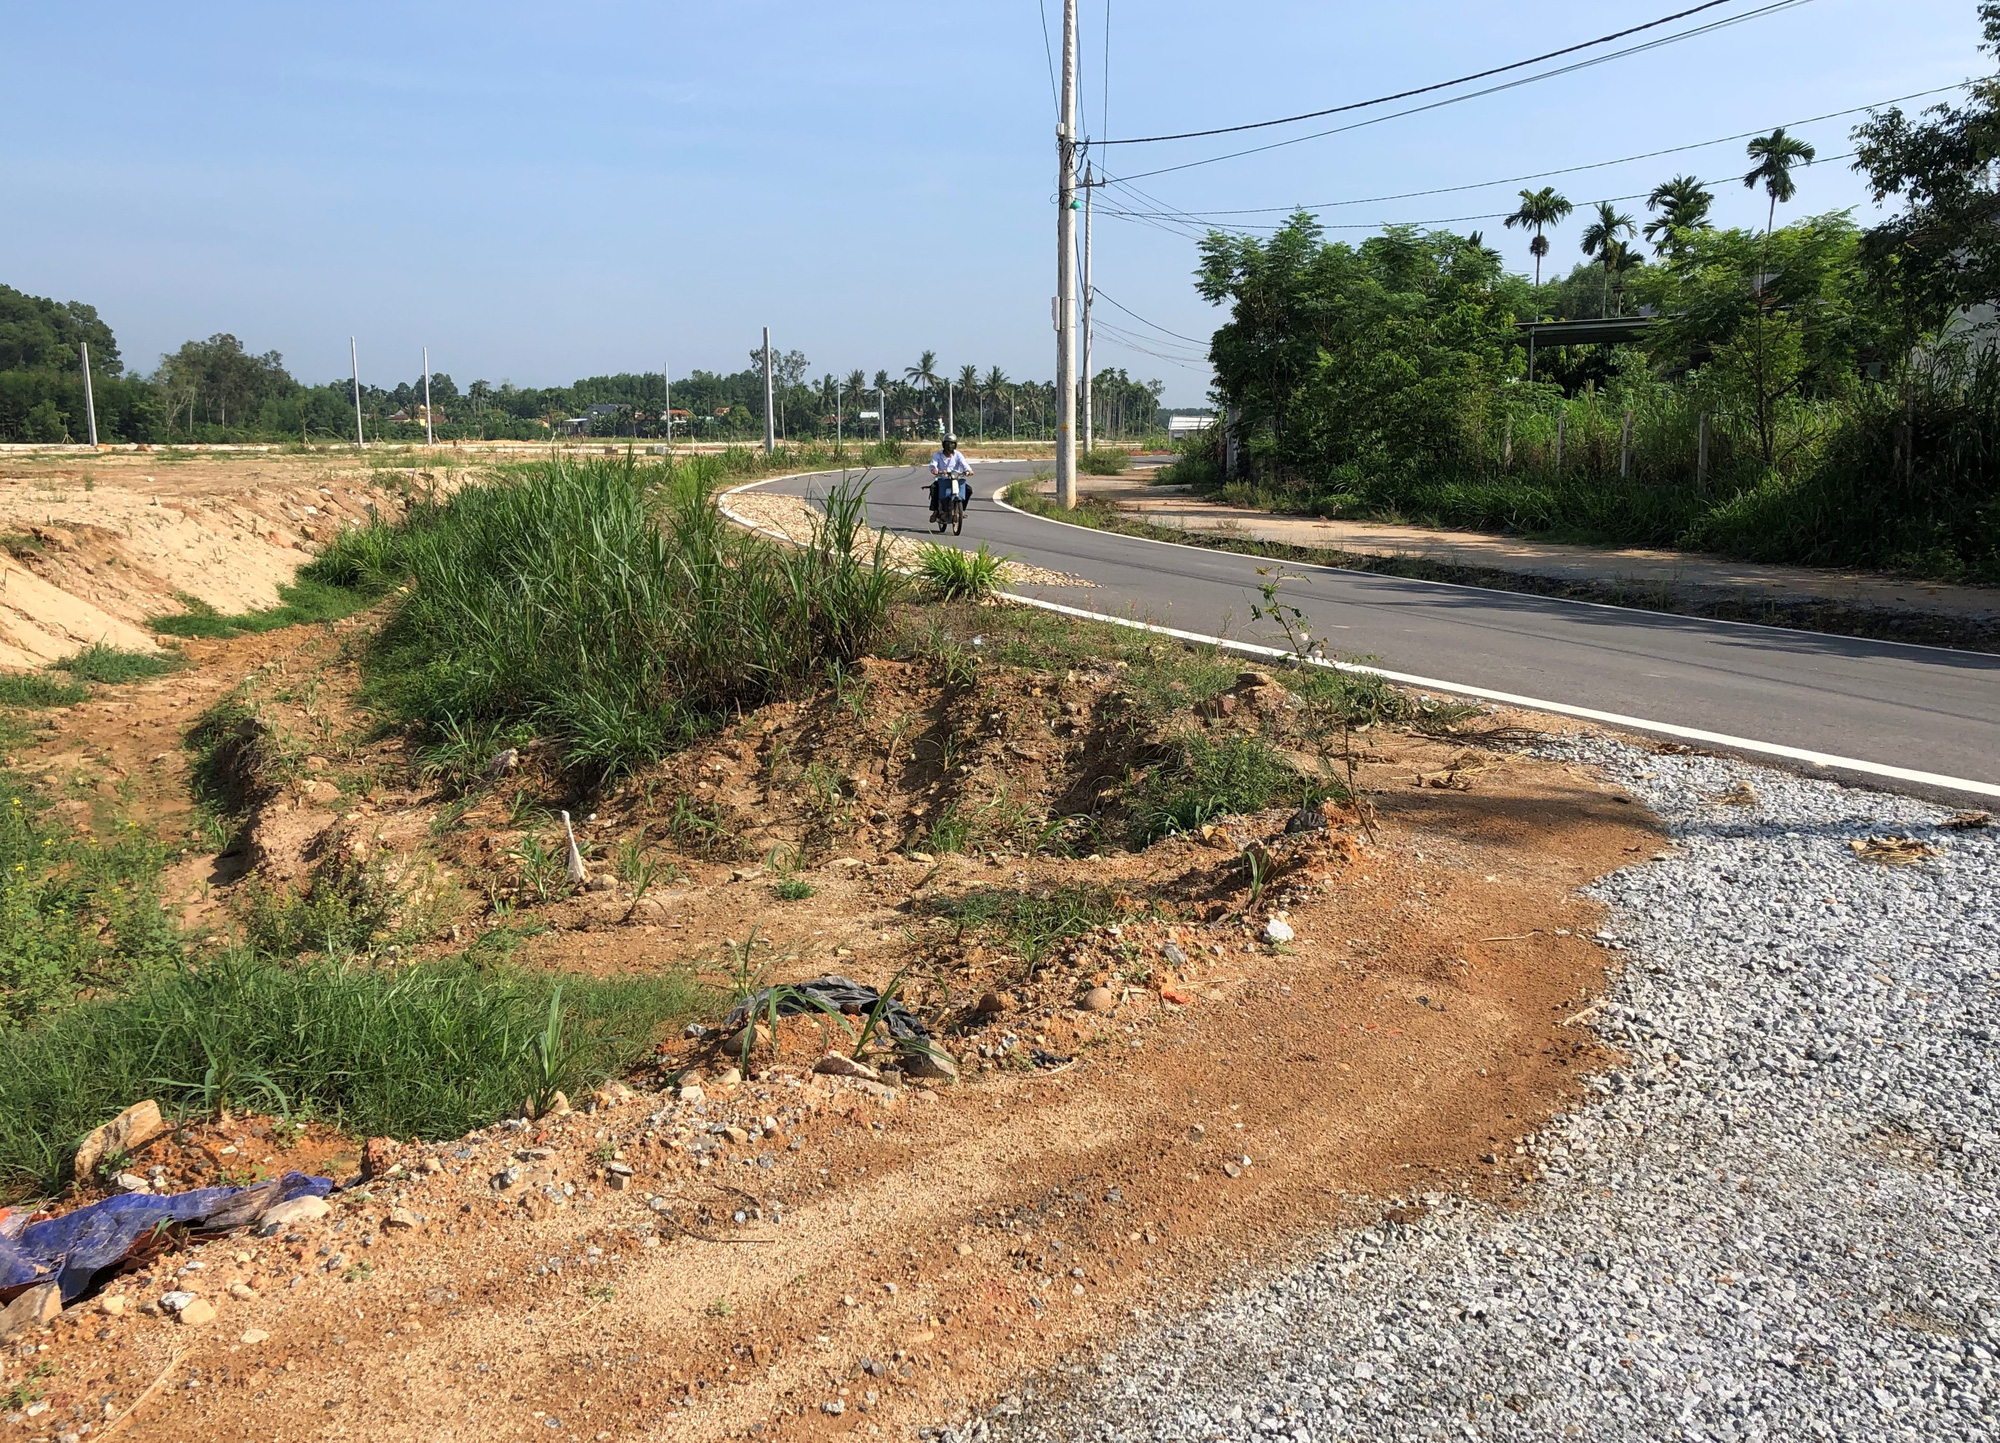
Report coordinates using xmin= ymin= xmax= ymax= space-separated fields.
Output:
xmin=1102 ymin=0 xmax=1112 ymax=141
xmin=1096 ymin=0 xmax=1751 ymax=147
xmin=1093 ymin=288 xmax=1211 ymax=346
xmin=1037 ymin=0 xmax=1060 ymax=115
xmin=1105 ymin=85 xmax=1966 ymax=222
xmin=1102 ymin=0 xmax=1818 ymax=186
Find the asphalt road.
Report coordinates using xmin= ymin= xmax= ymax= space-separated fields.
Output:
xmin=744 ymin=461 xmax=2000 ymax=801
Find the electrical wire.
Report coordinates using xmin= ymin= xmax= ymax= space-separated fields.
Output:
xmin=1101 ymin=0 xmax=1819 ymax=186
xmin=1037 ymin=0 xmax=1060 ymax=116
xmin=1096 ymin=0 xmax=1753 ymax=146
xmin=1093 ymin=288 xmax=1212 ymax=346
xmin=1102 ymin=85 xmax=1966 ymax=221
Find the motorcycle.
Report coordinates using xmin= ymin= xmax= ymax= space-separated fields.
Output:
xmin=927 ymin=471 xmax=970 ymax=535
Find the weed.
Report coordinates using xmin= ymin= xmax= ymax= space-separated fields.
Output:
xmin=916 ymin=541 xmax=1010 ymax=601
xmin=774 ymin=877 xmax=815 ymax=901
xmin=149 ymin=577 xmax=374 ymax=640
xmin=1249 ymin=567 xmax=1323 ymax=662
xmin=241 ymin=856 xmax=402 ymax=960
xmin=925 ymin=885 xmax=1123 ymax=970
xmin=1079 ymin=447 xmax=1131 ymax=476
xmin=508 ymin=833 xmax=573 ymax=905
xmin=665 ymin=791 xmax=737 ymax=858
xmin=417 ymin=715 xmax=526 ymax=796
xmin=55 ymin=645 xmax=181 ymax=685
xmin=0 ymin=673 xmax=86 ymax=709
xmin=0 ymin=952 xmax=708 ymax=1200
xmin=1136 ymin=731 xmax=1296 ymax=843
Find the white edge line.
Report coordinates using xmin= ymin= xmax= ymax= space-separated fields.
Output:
xmin=727 ymin=468 xmax=2000 ymax=801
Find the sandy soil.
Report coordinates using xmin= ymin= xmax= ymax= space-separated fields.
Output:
xmin=0 ymin=599 xmax=1660 ymax=1443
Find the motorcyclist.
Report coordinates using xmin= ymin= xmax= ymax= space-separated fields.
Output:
xmin=927 ymin=434 xmax=972 ymax=524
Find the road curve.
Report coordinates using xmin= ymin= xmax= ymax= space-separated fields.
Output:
xmin=739 ymin=461 xmax=2000 ymax=801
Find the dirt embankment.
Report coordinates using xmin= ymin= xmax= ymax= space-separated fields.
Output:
xmin=0 ymin=597 xmax=1661 ymax=1443
xmin=0 ymin=451 xmax=447 ymax=667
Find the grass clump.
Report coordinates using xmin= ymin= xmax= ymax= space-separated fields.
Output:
xmin=1136 ymin=731 xmax=1297 ymax=843
xmin=0 ymin=773 xmax=183 ymax=1027
xmin=149 ymin=577 xmax=374 ymax=640
xmin=916 ymin=541 xmax=1009 ymax=601
xmin=926 ymin=884 xmax=1124 ymax=968
xmin=56 ymin=645 xmax=181 ymax=685
xmin=1079 ymin=448 xmax=1131 ymax=476
xmin=316 ymin=454 xmax=904 ymax=777
xmin=0 ymin=951 xmax=709 ymax=1200
xmin=0 ymin=673 xmax=86 ymax=709
xmin=773 ymin=877 xmax=815 ymax=901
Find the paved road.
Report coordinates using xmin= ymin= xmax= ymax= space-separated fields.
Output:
xmin=745 ymin=462 xmax=2000 ymax=800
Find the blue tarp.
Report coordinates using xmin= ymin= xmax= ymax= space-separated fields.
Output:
xmin=0 ymin=1171 xmax=333 ymax=1305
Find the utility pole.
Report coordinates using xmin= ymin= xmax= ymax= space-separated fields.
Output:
xmin=762 ymin=326 xmax=775 ymax=455
xmin=873 ymin=385 xmax=887 ymax=444
xmin=1081 ymin=160 xmax=1095 ymax=457
xmin=422 ymin=347 xmax=434 ymax=446
xmin=1054 ymin=0 xmax=1079 ymax=508
xmin=350 ymin=337 xmax=365 ymax=447
xmin=79 ymin=341 xmax=99 ymax=447
xmin=946 ymin=382 xmax=954 ymax=438
xmin=664 ymin=362 xmax=672 ymax=448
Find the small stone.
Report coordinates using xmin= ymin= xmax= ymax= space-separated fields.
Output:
xmin=723 ymin=1126 xmax=750 ymax=1145
xmin=361 ymin=1136 xmax=400 ymax=1179
xmin=113 ymin=1172 xmax=150 ymax=1193
xmin=1283 ymin=808 xmax=1327 ymax=835
xmin=239 ymin=1329 xmax=270 ymax=1346
xmin=1080 ymin=987 xmax=1117 ymax=1013
xmin=813 ymin=1054 xmax=880 ymax=1081
xmin=543 ymin=1091 xmax=571 ymax=1116
xmin=956 ymin=1242 xmax=974 ymax=1257
xmin=907 ymin=851 xmax=936 ymax=864
xmin=1162 ymin=940 xmax=1189 ymax=967
xmin=677 ymin=1085 xmax=706 ymax=1105
xmin=0 ymin=1283 xmax=61 ymax=1341
xmin=159 ymin=1291 xmax=197 ymax=1314
xmin=384 ymin=1207 xmax=423 ymax=1230
xmin=487 ymin=748 xmax=519 ymax=777
xmin=975 ymin=991 xmax=1014 ymax=1016
xmin=1262 ymin=917 xmax=1295 ymax=944
xmin=74 ymin=1099 xmax=169 ymax=1182
xmin=98 ymin=1295 xmax=127 ymax=1318
xmin=175 ymin=1298 xmax=218 ymax=1327
xmin=422 ymin=1157 xmax=444 ymax=1175
xmin=1236 ymin=669 xmax=1275 ymax=689
xmin=902 ymin=1046 xmax=959 ymax=1083
xmin=822 ymin=1399 xmax=847 ymax=1416
xmin=1222 ymin=1160 xmax=1243 ymax=1178
xmin=605 ymin=1172 xmax=630 ymax=1191
xmin=708 ymin=1068 xmax=741 ymax=1089
xmin=259 ymin=1194 xmax=331 ymax=1234
xmin=228 ymin=1282 xmax=257 ymax=1301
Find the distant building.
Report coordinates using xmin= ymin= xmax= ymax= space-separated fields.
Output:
xmin=1166 ymin=413 xmax=1216 ymax=437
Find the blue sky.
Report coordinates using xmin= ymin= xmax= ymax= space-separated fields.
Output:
xmin=1 ymin=0 xmax=1984 ymax=405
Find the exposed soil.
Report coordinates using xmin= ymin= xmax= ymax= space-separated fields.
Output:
xmin=0 ymin=590 xmax=1662 ymax=1442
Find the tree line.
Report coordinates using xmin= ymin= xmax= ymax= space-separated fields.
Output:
xmin=0 ymin=298 xmax=1169 ymax=448
xmin=1189 ymin=2 xmax=2000 ymax=582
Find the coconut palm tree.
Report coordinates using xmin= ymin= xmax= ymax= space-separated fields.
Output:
xmin=1503 ymin=187 xmax=1574 ymax=296
xmin=904 ymin=350 xmax=940 ymax=426
xmin=1743 ymin=127 xmax=1816 ymax=293
xmin=1643 ymin=175 xmax=1714 ymax=258
xmin=1580 ymin=202 xmax=1638 ymax=315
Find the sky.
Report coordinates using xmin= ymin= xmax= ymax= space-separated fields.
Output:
xmin=0 ymin=0 xmax=1986 ymax=406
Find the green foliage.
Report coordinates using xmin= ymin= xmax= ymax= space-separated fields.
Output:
xmin=0 ymin=952 xmax=708 ymax=1200
xmin=150 ymin=576 xmax=374 ymax=639
xmin=56 ymin=645 xmax=181 ymax=686
xmin=924 ymin=884 xmax=1122 ymax=968
xmin=331 ymin=454 xmax=904 ymax=776
xmin=0 ymin=773 xmax=183 ymax=1027
xmin=773 ymin=877 xmax=815 ymax=901
xmin=917 ymin=541 xmax=1009 ymax=601
xmin=1136 ymin=732 xmax=1297 ymax=843
xmin=1078 ymin=447 xmax=1131 ymax=475
xmin=241 ymin=858 xmax=402 ymax=960
xmin=0 ymin=673 xmax=86 ymax=708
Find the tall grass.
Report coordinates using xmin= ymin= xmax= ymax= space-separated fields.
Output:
xmin=312 ymin=453 xmax=905 ymax=776
xmin=0 ymin=952 xmax=708 ymax=1200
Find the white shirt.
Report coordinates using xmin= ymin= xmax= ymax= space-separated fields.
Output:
xmin=930 ymin=449 xmax=972 ymax=476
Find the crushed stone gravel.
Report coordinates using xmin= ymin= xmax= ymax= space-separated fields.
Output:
xmin=968 ymin=737 xmax=2000 ymax=1443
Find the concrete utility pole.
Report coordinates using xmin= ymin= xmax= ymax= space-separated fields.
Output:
xmin=663 ymin=362 xmax=671 ymax=447
xmin=1054 ymin=0 xmax=1079 ymax=508
xmin=1081 ymin=160 xmax=1094 ymax=457
xmin=762 ymin=326 xmax=776 ymax=454
xmin=946 ymin=382 xmax=954 ymax=438
xmin=872 ymin=385 xmax=887 ymax=444
xmin=351 ymin=338 xmax=365 ymax=447
xmin=422 ymin=347 xmax=434 ymax=445
xmin=79 ymin=341 xmax=99 ymax=447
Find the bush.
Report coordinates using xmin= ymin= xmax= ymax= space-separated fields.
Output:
xmin=1079 ymin=448 xmax=1131 ymax=476
xmin=0 ymin=952 xmax=708 ymax=1200
xmin=916 ymin=541 xmax=1009 ymax=600
xmin=321 ymin=454 xmax=905 ymax=776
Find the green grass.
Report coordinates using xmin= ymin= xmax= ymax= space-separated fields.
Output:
xmin=916 ymin=541 xmax=1009 ymax=601
xmin=1079 ymin=447 xmax=1132 ymax=476
xmin=315 ymin=453 xmax=905 ymax=777
xmin=56 ymin=644 xmax=182 ymax=685
xmin=773 ymin=877 xmax=815 ymax=901
xmin=0 ymin=951 xmax=711 ymax=1200
xmin=149 ymin=577 xmax=375 ymax=640
xmin=0 ymin=674 xmax=86 ymax=708
xmin=1136 ymin=731 xmax=1299 ymax=843
xmin=924 ymin=883 xmax=1123 ymax=968
xmin=0 ymin=771 xmax=183 ymax=1027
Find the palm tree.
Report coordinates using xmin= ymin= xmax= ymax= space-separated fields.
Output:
xmin=1743 ymin=127 xmax=1816 ymax=293
xmin=1503 ymin=187 xmax=1574 ymax=296
xmin=1580 ymin=201 xmax=1637 ymax=315
xmin=1643 ymin=175 xmax=1714 ymax=257
xmin=1742 ymin=127 xmax=1816 ymax=465
xmin=904 ymin=350 xmax=940 ymax=429
xmin=956 ymin=363 xmax=979 ymax=437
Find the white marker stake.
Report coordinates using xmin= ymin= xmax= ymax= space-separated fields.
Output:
xmin=80 ymin=341 xmax=99 ymax=447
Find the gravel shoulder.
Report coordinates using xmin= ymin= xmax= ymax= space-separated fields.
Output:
xmin=984 ymin=742 xmax=2000 ymax=1443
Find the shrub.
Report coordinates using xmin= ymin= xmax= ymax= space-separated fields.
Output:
xmin=0 ymin=952 xmax=708 ymax=1200
xmin=1079 ymin=447 xmax=1131 ymax=476
xmin=916 ymin=541 xmax=1009 ymax=601
xmin=1136 ymin=731 xmax=1296 ymax=843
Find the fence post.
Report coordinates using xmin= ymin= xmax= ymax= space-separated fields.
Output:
xmin=1696 ymin=412 xmax=1710 ymax=492
xmin=1555 ymin=410 xmax=1566 ymax=474
xmin=1620 ymin=408 xmax=1634 ymax=479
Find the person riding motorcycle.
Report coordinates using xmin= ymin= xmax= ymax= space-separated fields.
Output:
xmin=927 ymin=435 xmax=972 ymax=525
